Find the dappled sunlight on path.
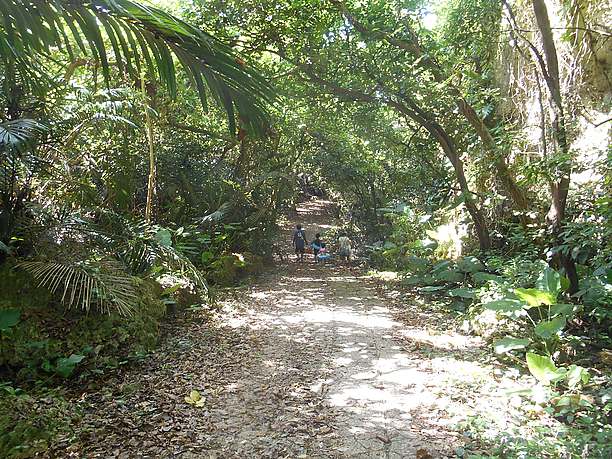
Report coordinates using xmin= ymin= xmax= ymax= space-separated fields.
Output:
xmin=63 ymin=200 xmax=527 ymax=458
xmin=215 ymin=256 xmax=478 ymax=457
xmin=207 ymin=200 xmax=492 ymax=457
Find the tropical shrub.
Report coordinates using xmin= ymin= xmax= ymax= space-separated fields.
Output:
xmin=0 ymin=264 xmax=164 ymax=383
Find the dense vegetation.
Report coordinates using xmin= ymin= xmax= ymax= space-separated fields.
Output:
xmin=0 ymin=0 xmax=610 ymax=457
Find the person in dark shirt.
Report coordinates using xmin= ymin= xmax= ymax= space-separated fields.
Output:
xmin=292 ymin=224 xmax=307 ymax=262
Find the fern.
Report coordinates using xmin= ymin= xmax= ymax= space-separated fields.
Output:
xmin=18 ymin=259 xmax=139 ymax=316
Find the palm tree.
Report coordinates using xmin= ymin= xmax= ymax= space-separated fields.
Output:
xmin=0 ymin=0 xmax=275 ymax=134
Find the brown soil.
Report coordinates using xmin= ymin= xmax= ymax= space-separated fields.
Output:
xmin=54 ymin=200 xmax=507 ymax=459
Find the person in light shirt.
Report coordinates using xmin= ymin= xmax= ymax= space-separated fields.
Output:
xmin=338 ymin=234 xmax=352 ymax=262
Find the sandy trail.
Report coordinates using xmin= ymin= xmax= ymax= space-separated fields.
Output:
xmin=218 ymin=199 xmax=434 ymax=458
xmin=61 ymin=200 xmax=482 ymax=458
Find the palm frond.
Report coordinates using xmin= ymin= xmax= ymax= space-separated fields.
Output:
xmin=0 ymin=0 xmax=276 ymax=134
xmin=197 ymin=202 xmax=231 ymax=225
xmin=18 ymin=259 xmax=138 ymax=315
xmin=0 ymin=119 xmax=47 ymax=152
xmin=63 ymin=87 xmax=139 ymax=146
xmin=0 ymin=119 xmax=48 ymax=200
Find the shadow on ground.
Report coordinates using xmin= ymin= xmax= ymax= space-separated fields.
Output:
xmin=55 ymin=200 xmax=523 ymax=459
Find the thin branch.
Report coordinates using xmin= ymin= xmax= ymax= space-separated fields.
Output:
xmin=165 ymin=121 xmax=236 ymax=143
xmin=502 ymin=0 xmax=554 ymax=92
xmin=501 ymin=27 xmax=612 ymax=37
xmin=593 ymin=117 xmax=612 ymax=128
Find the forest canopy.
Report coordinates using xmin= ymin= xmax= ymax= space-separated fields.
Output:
xmin=0 ymin=0 xmax=610 ymax=457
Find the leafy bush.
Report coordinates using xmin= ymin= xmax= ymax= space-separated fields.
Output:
xmin=367 ymin=205 xmax=439 ymax=269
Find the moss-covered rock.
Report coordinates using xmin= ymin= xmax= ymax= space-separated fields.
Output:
xmin=209 ymin=252 xmax=264 ymax=286
xmin=0 ymin=266 xmax=165 ymax=384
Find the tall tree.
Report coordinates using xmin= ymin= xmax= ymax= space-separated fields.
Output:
xmin=530 ymin=0 xmax=577 ymax=292
xmin=330 ymin=0 xmax=530 ymax=218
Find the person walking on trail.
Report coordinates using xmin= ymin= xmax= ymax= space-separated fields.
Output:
xmin=311 ymin=233 xmax=323 ymax=262
xmin=338 ymin=233 xmax=352 ymax=263
xmin=292 ymin=224 xmax=308 ymax=262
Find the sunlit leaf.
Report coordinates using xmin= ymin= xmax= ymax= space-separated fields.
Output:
xmin=420 ymin=285 xmax=446 ymax=292
xmin=515 ymin=288 xmax=556 ymax=307
xmin=493 ymin=337 xmax=530 ymax=354
xmin=526 ymin=352 xmax=564 ymax=385
xmin=536 ymin=267 xmax=561 ymax=296
xmin=566 ymin=365 xmax=590 ymax=389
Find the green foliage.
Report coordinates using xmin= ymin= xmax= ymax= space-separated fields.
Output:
xmin=0 ymin=0 xmax=274 ymax=134
xmin=514 ymin=288 xmax=557 ymax=307
xmin=0 ymin=264 xmax=164 ymax=383
xmin=526 ymin=352 xmax=564 ymax=385
xmin=484 ymin=299 xmax=524 ymax=312
xmin=448 ymin=287 xmax=476 ymax=299
xmin=0 ymin=387 xmax=78 ymax=458
xmin=0 ymin=309 xmax=21 ymax=332
xmin=12 ymin=210 xmax=207 ymax=315
xmin=0 ymin=119 xmax=47 ymax=152
xmin=18 ymin=260 xmax=139 ymax=316
xmin=481 ymin=267 xmax=575 ymax=360
xmin=456 ymin=256 xmax=485 ymax=273
xmin=43 ymin=354 xmax=86 ymax=379
xmin=576 ymin=270 xmax=612 ymax=326
xmin=0 ymin=0 xmax=609 ymax=455
xmin=460 ymin=406 xmax=612 ymax=458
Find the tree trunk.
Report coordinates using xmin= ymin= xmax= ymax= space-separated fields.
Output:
xmin=531 ymin=0 xmax=578 ymax=293
xmin=455 ymin=98 xmax=531 ymax=218
xmin=428 ymin=123 xmax=492 ymax=251
xmin=387 ymin=97 xmax=492 ymax=250
xmin=141 ymin=77 xmax=156 ymax=222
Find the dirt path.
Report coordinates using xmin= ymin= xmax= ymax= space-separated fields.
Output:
xmin=58 ymin=200 xmax=514 ymax=458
